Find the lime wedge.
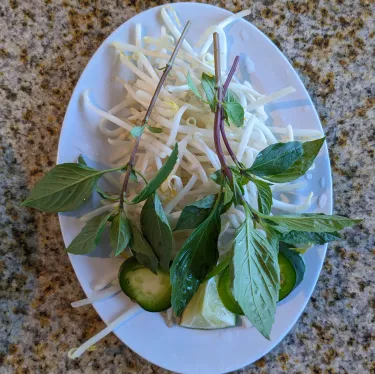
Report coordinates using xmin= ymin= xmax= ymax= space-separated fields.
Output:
xmin=180 ymin=277 xmax=236 ymax=329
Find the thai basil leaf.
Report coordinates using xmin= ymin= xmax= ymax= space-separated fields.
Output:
xmin=171 ymin=200 xmax=222 ymax=316
xmin=225 ymin=89 xmax=239 ymax=103
xmin=174 ymin=194 xmax=216 ymax=231
xmin=130 ymin=223 xmax=159 ymax=274
xmin=77 ymin=154 xmax=87 ymax=166
xmin=263 ymin=138 xmax=326 ymax=183
xmin=221 ymin=184 xmax=236 ymax=213
xmin=147 ymin=125 xmax=163 ymax=134
xmin=280 ymin=230 xmax=341 ymax=245
xmin=251 ymin=177 xmax=272 ymax=215
xmin=200 ymin=73 xmax=243 ymax=114
xmin=222 ymin=90 xmax=243 ymax=127
xmin=130 ymin=125 xmax=145 ymax=138
xmin=201 ymin=72 xmax=216 ymax=111
xmin=223 ymin=187 xmax=234 ymax=206
xmin=22 ymin=163 xmax=108 ymax=212
xmin=140 ymin=193 xmax=173 ymax=272
xmin=232 ymin=207 xmax=279 ymax=339
xmin=210 ymin=171 xmax=245 ymax=208
xmin=187 ymin=71 xmax=205 ymax=102
xmin=211 ymin=167 xmax=250 ymax=187
xmin=232 ymin=168 xmax=252 ymax=186
xmin=132 ymin=143 xmax=178 ymax=204
xmin=210 ymin=169 xmax=224 ymax=185
xmin=231 ymin=176 xmax=244 ymax=206
xmin=129 ymin=169 xmax=138 ymax=182
xmin=66 ymin=212 xmax=113 ymax=255
xmin=223 ymin=101 xmax=245 ymax=128
xmin=204 ymin=251 xmax=232 ymax=282
xmin=247 ymin=141 xmax=303 ymax=177
xmin=110 ymin=211 xmax=131 ymax=256
xmin=279 ymin=242 xmax=306 ymax=290
xmin=262 ymin=212 xmax=360 ymax=233
xmin=96 ymin=185 xmax=119 ymax=201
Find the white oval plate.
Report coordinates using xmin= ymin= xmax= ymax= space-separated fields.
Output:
xmin=57 ymin=3 xmax=332 ymax=373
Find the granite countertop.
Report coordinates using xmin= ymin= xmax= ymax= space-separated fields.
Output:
xmin=1 ymin=0 xmax=374 ymax=373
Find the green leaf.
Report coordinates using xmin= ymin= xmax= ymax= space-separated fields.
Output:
xmin=174 ymin=194 xmax=216 ymax=231
xmin=96 ymin=185 xmax=120 ymax=201
xmin=130 ymin=125 xmax=145 ymax=138
xmin=199 ymin=74 xmax=241 ymax=114
xmin=211 ymin=167 xmax=249 ymax=188
xmin=232 ymin=206 xmax=279 ymax=339
xmin=224 ymin=89 xmax=239 ymax=103
xmin=280 ymin=230 xmax=340 ymax=245
xmin=223 ymin=187 xmax=234 ymax=206
xmin=263 ymin=138 xmax=326 ymax=183
xmin=263 ymin=222 xmax=280 ymax=249
xmin=210 ymin=169 xmax=224 ymax=185
xmin=203 ymin=251 xmax=232 ymax=282
xmin=170 ymin=202 xmax=222 ymax=316
xmin=222 ymin=189 xmax=234 ymax=214
xmin=110 ymin=211 xmax=131 ymax=256
xmin=140 ymin=194 xmax=173 ymax=272
xmin=77 ymin=154 xmax=87 ymax=166
xmin=187 ymin=71 xmax=205 ymax=102
xmin=22 ymin=163 xmax=107 ymax=212
xmin=66 ymin=212 xmax=113 ymax=255
xmin=201 ymin=72 xmax=216 ymax=111
xmin=210 ymin=171 xmax=245 ymax=208
xmin=233 ymin=167 xmax=251 ymax=185
xmin=247 ymin=141 xmax=303 ymax=177
xmin=129 ymin=169 xmax=138 ymax=182
xmin=223 ymin=101 xmax=245 ymax=128
xmin=129 ymin=223 xmax=159 ymax=274
xmin=231 ymin=176 xmax=244 ymax=206
xmin=211 ymin=167 xmax=251 ymax=187
xmin=132 ymin=144 xmax=179 ymax=204
xmin=279 ymin=242 xmax=306 ymax=289
xmin=251 ymin=178 xmax=272 ymax=215
xmin=147 ymin=125 xmax=163 ymax=134
xmin=262 ymin=213 xmax=361 ymax=233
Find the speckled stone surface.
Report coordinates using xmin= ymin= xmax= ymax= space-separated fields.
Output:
xmin=1 ymin=0 xmax=374 ymax=373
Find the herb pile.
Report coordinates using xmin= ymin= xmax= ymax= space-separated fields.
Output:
xmin=23 ymin=22 xmax=191 ymax=273
xmin=23 ymin=29 xmax=359 ymax=340
xmin=170 ymin=33 xmax=359 ymax=337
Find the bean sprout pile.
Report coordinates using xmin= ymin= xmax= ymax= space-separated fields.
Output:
xmin=82 ymin=6 xmax=321 ymax=234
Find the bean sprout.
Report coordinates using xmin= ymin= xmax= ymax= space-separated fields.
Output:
xmin=68 ymin=305 xmax=143 ymax=359
xmin=71 ymin=284 xmax=122 ymax=308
